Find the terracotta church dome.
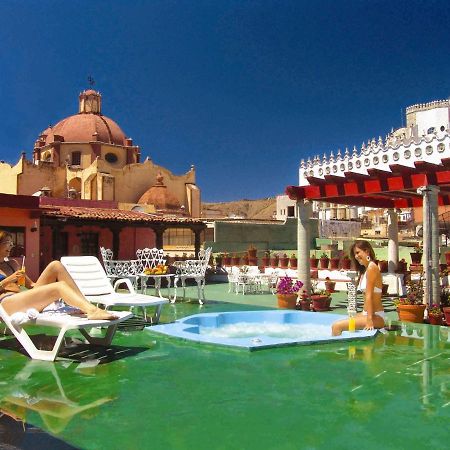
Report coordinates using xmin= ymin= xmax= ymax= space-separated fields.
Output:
xmin=138 ymin=173 xmax=181 ymax=211
xmin=39 ymin=90 xmax=127 ymax=146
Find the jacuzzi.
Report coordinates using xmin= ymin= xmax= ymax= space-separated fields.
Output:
xmin=147 ymin=310 xmax=378 ymax=350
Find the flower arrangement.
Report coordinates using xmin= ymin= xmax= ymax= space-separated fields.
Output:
xmin=310 ymin=280 xmax=330 ymax=297
xmin=395 ymin=279 xmax=424 ymax=306
xmin=428 ymin=304 xmax=442 ymax=316
xmin=276 ymin=276 xmax=304 ymax=295
xmin=240 ymin=265 xmax=249 ymax=274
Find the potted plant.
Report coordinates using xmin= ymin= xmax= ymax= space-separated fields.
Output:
xmin=289 ymin=253 xmax=298 ymax=269
xmin=231 ymin=254 xmax=241 ymax=266
xmin=215 ymin=253 xmax=223 ymax=267
xmin=410 ymin=246 xmax=423 ymax=265
xmin=297 ymin=289 xmax=311 ymax=311
xmin=319 ymin=252 xmax=329 ymax=269
xmin=341 ymin=254 xmax=352 ymax=270
xmin=276 ymin=276 xmax=304 ymax=309
xmin=270 ymin=253 xmax=279 ymax=268
xmin=396 ymin=258 xmax=407 ymax=273
xmin=310 ymin=281 xmax=332 ymax=311
xmin=241 ymin=253 xmax=249 ymax=265
xmin=329 ymin=256 xmax=340 ymax=270
xmin=378 ymin=260 xmax=388 ymax=273
xmin=222 ymin=252 xmax=231 ymax=266
xmin=247 ymin=244 xmax=257 ymax=259
xmin=262 ymin=251 xmax=270 ymax=267
xmin=324 ymin=277 xmax=336 ymax=293
xmin=279 ymin=253 xmax=289 ymax=269
xmin=395 ymin=279 xmax=426 ymax=323
xmin=310 ymin=254 xmax=319 ymax=270
xmin=427 ymin=304 xmax=443 ymax=326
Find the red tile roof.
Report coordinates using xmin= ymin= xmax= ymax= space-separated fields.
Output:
xmin=40 ymin=205 xmax=205 ymax=225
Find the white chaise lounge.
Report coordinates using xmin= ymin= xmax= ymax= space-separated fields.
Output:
xmin=61 ymin=256 xmax=168 ymax=323
xmin=0 ymin=304 xmax=131 ymax=361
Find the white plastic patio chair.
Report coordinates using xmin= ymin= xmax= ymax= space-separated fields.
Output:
xmin=0 ymin=303 xmax=131 ymax=362
xmin=172 ymin=247 xmax=212 ymax=305
xmin=61 ymin=256 xmax=168 ymax=323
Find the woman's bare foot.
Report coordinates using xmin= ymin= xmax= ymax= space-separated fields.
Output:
xmin=87 ymin=308 xmax=119 ymax=321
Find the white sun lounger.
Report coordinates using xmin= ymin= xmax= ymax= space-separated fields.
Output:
xmin=61 ymin=256 xmax=168 ymax=323
xmin=0 ymin=304 xmax=132 ymax=361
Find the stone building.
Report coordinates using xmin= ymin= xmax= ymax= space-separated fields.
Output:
xmin=0 ymin=89 xmax=200 ymax=218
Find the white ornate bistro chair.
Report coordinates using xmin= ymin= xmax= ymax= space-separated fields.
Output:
xmin=172 ymin=247 xmax=212 ymax=305
xmin=135 ymin=248 xmax=166 ymax=272
xmin=99 ymin=247 xmax=140 ymax=289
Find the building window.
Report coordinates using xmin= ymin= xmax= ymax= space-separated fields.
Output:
xmin=163 ymin=228 xmax=195 ymax=247
xmin=71 ymin=151 xmax=81 ymax=165
xmin=287 ymin=206 xmax=295 ymax=217
xmin=80 ymin=233 xmax=99 ymax=256
xmin=105 ymin=153 xmax=118 ymax=163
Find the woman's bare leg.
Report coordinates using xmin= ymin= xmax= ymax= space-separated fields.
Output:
xmin=34 ymin=261 xmax=86 ymax=298
xmin=332 ymin=313 xmax=384 ymax=336
xmin=1 ymin=282 xmax=117 ymax=320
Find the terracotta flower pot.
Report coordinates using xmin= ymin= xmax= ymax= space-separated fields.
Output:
xmin=325 ymin=281 xmax=336 ymax=293
xmin=249 ymin=257 xmax=258 ymax=266
xmin=223 ymin=256 xmax=232 ymax=266
xmin=261 ymin=257 xmax=270 ymax=267
xmin=311 ymin=295 xmax=331 ymax=312
xmin=310 ymin=257 xmax=319 ymax=269
xmin=231 ymin=257 xmax=241 ymax=266
xmin=410 ymin=252 xmax=423 ymax=264
xmin=378 ymin=260 xmax=388 ymax=273
xmin=279 ymin=257 xmax=289 ymax=269
xmin=319 ymin=257 xmax=329 ymax=269
xmin=329 ymin=257 xmax=340 ymax=270
xmin=299 ymin=299 xmax=311 ymax=311
xmin=428 ymin=314 xmax=443 ymax=326
xmin=397 ymin=304 xmax=426 ymax=323
xmin=443 ymin=307 xmax=450 ymax=325
xmin=277 ymin=294 xmax=297 ymax=309
xmin=341 ymin=258 xmax=351 ymax=270
xmin=396 ymin=260 xmax=407 ymax=273
xmin=270 ymin=257 xmax=279 ymax=268
xmin=289 ymin=258 xmax=298 ymax=269
xmin=445 ymin=252 xmax=450 ymax=266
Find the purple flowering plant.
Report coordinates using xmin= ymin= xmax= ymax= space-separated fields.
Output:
xmin=276 ymin=276 xmax=304 ymax=295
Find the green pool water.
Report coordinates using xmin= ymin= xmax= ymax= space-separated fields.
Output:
xmin=0 ymin=300 xmax=449 ymax=450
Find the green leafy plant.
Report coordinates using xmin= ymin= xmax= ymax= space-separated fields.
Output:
xmin=319 ymin=252 xmax=329 ymax=259
xmin=395 ymin=279 xmax=424 ymax=306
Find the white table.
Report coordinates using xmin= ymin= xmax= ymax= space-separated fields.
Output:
xmin=139 ymin=273 xmax=177 ymax=302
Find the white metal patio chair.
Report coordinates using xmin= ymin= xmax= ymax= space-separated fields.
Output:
xmin=99 ymin=247 xmax=140 ymax=289
xmin=172 ymin=247 xmax=212 ymax=305
xmin=61 ymin=256 xmax=169 ymax=323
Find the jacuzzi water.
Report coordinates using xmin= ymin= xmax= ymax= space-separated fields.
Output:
xmin=200 ymin=322 xmax=331 ymax=339
xmin=148 ymin=310 xmax=377 ymax=350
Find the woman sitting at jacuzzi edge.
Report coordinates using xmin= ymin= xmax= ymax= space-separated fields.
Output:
xmin=0 ymin=230 xmax=117 ymax=320
xmin=331 ymin=240 xmax=385 ymax=336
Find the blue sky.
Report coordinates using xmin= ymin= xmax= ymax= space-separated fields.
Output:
xmin=1 ymin=0 xmax=450 ymax=202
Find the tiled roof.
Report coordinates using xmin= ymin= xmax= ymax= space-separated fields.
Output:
xmin=40 ymin=205 xmax=205 ymax=225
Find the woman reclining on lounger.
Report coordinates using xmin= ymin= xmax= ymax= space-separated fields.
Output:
xmin=0 ymin=230 xmax=117 ymax=320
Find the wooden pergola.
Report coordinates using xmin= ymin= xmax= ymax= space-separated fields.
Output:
xmin=286 ymin=163 xmax=450 ymax=305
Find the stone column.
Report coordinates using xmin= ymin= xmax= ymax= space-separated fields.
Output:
xmin=297 ymin=199 xmax=312 ymax=294
xmin=387 ymin=209 xmax=399 ymax=273
xmin=417 ymin=186 xmax=440 ymax=306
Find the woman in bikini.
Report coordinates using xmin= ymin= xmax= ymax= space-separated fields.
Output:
xmin=332 ymin=239 xmax=385 ymax=336
xmin=0 ymin=230 xmax=117 ymax=320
